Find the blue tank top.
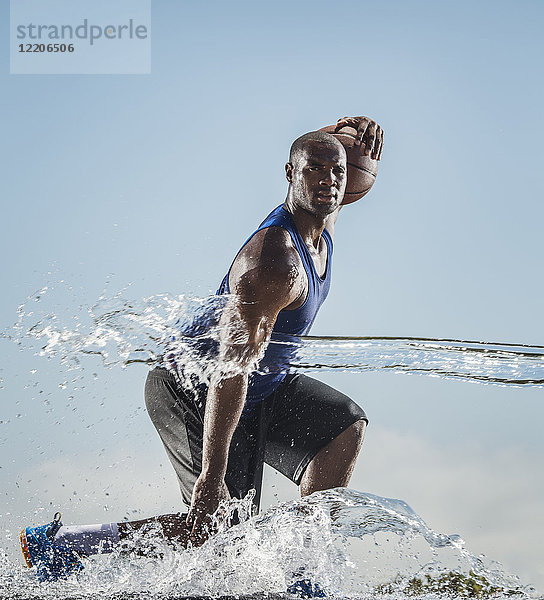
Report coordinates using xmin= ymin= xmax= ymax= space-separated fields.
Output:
xmin=217 ymin=204 xmax=333 ymax=406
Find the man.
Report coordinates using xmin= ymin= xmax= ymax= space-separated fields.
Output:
xmin=20 ymin=116 xmax=384 ymax=586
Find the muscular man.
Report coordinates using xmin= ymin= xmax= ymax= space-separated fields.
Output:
xmin=20 ymin=116 xmax=384 ymax=584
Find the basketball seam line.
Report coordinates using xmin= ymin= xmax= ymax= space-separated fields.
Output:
xmin=347 ymin=162 xmax=377 ymax=177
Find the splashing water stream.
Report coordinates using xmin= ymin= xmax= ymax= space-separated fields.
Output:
xmin=7 ymin=289 xmax=544 ymax=387
xmin=1 ymin=286 xmax=543 ymax=599
xmin=0 ymin=488 xmax=536 ymax=599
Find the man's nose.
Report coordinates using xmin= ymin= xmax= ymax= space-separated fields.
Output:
xmin=319 ymin=170 xmax=335 ymax=186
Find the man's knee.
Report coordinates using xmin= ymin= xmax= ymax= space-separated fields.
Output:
xmin=319 ymin=418 xmax=367 ymax=458
xmin=346 ymin=418 xmax=367 ymax=443
xmin=327 ymin=419 xmax=366 ymax=458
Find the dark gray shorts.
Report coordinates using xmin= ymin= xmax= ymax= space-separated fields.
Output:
xmin=145 ymin=368 xmax=367 ymax=510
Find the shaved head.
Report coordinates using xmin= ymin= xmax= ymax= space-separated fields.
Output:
xmin=284 ymin=130 xmax=347 ymax=216
xmin=288 ymin=131 xmax=346 ymax=166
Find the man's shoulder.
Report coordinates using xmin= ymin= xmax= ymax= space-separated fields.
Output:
xmin=237 ymin=225 xmax=300 ymax=273
xmin=229 ymin=225 xmax=305 ymax=300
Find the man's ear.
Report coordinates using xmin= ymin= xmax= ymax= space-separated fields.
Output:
xmin=285 ymin=162 xmax=293 ymax=183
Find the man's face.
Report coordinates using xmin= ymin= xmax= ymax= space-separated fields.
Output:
xmin=287 ymin=141 xmax=347 ymax=216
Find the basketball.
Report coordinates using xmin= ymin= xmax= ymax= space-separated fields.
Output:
xmin=319 ymin=125 xmax=379 ymax=204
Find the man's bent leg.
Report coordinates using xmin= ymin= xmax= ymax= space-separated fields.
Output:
xmin=299 ymin=419 xmax=366 ymax=497
xmin=37 ymin=515 xmax=188 ymax=557
xmin=264 ymin=374 xmax=368 ymax=490
xmin=20 ymin=511 xmax=192 ymax=578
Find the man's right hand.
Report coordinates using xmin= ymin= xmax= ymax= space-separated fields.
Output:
xmin=186 ymin=473 xmax=231 ymax=546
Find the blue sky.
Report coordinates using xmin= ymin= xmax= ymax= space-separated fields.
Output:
xmin=1 ymin=0 xmax=543 ymax=590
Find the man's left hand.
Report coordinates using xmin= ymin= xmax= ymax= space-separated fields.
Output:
xmin=335 ymin=115 xmax=384 ymax=161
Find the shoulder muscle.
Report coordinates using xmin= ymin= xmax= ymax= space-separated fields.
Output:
xmin=229 ymin=226 xmax=305 ymax=314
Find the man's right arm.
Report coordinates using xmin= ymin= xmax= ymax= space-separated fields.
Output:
xmin=186 ymin=227 xmax=305 ymax=544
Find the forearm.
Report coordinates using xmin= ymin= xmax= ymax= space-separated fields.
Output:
xmin=201 ymin=373 xmax=248 ymax=480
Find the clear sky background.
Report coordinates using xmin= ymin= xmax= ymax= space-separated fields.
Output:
xmin=1 ymin=0 xmax=543 ymax=591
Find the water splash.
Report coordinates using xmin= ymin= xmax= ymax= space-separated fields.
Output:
xmin=0 ymin=489 xmax=536 ymax=599
xmin=293 ymin=335 xmax=544 ymax=386
xmin=9 ymin=287 xmax=544 ymax=388
xmin=3 ymin=285 xmax=543 ymax=598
